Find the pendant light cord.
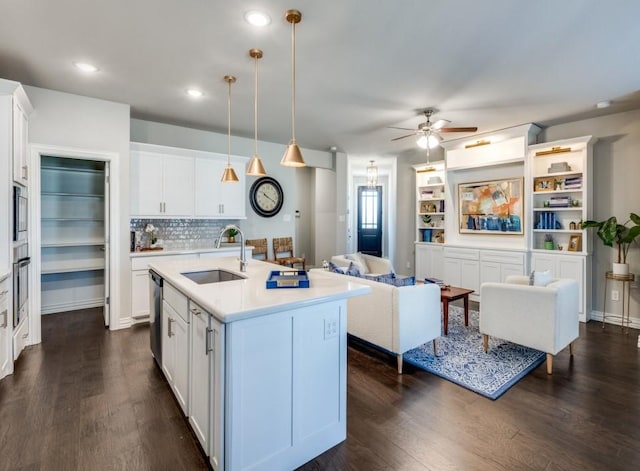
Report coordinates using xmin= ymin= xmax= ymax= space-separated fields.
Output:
xmin=227 ymin=79 xmax=231 ymax=165
xmin=254 ymin=54 xmax=258 ymax=155
xmin=291 ymin=19 xmax=296 ymax=141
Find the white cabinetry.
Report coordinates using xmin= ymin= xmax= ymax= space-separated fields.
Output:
xmin=0 ymin=278 xmax=11 ymax=380
xmin=40 ymin=157 xmax=107 ymax=315
xmin=162 ymin=282 xmax=190 ymax=415
xmin=130 ymin=150 xmax=194 ymax=217
xmin=415 ymin=244 xmax=444 ymax=280
xmin=189 ymin=300 xmax=225 ymax=469
xmin=479 ymin=250 xmax=526 ymax=283
xmin=13 ymin=306 xmax=29 ymax=360
xmin=130 ymin=142 xmax=247 ymax=219
xmin=443 ymin=248 xmax=480 ymax=293
xmin=195 ymin=158 xmax=246 ymax=218
xmin=0 ymin=80 xmax=32 ymax=187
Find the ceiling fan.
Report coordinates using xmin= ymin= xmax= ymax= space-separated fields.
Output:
xmin=389 ymin=109 xmax=478 ymax=154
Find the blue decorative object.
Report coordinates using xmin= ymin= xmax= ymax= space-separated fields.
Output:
xmin=403 ymin=307 xmax=545 ymax=400
xmin=266 ymin=270 xmax=310 ymax=289
xmin=345 ymin=262 xmax=361 ymax=277
xmin=327 ymin=261 xmax=345 ymax=274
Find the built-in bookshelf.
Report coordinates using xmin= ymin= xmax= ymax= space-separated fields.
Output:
xmin=414 ymin=161 xmax=446 ymax=244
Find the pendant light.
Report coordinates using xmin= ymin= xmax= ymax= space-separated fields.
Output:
xmin=280 ymin=9 xmax=306 ymax=167
xmin=246 ymin=49 xmax=267 ymax=176
xmin=367 ymin=160 xmax=378 ymax=188
xmin=221 ymin=75 xmax=240 ymax=182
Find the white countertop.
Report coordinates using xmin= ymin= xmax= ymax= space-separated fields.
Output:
xmin=130 ymin=244 xmax=249 ymax=258
xmin=148 ymin=257 xmax=371 ymax=323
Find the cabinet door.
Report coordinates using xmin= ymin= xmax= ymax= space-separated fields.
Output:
xmin=209 ymin=316 xmax=225 ymax=471
xmin=219 ymin=157 xmax=246 ymax=218
xmin=443 ymin=257 xmax=461 ymax=287
xmin=415 ymin=245 xmax=430 ymax=280
xmin=162 ymin=155 xmax=194 ymax=216
xmin=13 ymin=100 xmax=28 ymax=186
xmin=131 ymin=151 xmax=163 ymax=216
xmin=557 ymin=256 xmax=584 ymax=314
xmin=531 ymin=254 xmax=556 ymax=274
xmin=172 ymin=312 xmax=189 ymax=415
xmin=480 ymin=261 xmax=501 ymax=284
xmin=189 ymin=306 xmax=210 ymax=450
xmin=161 ymin=300 xmax=176 ymax=384
xmin=461 ymin=260 xmax=480 ymax=292
xmin=131 ymin=270 xmax=150 ymax=320
xmin=0 ymin=283 xmax=11 ymax=380
xmin=501 ymin=263 xmax=524 ymax=281
xmin=430 ymin=246 xmax=444 ymax=280
xmin=194 ymin=158 xmax=224 ymax=217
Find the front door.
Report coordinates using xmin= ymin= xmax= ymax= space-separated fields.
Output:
xmin=357 ymin=185 xmax=382 ymax=256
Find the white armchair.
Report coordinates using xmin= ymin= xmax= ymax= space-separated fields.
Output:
xmin=480 ymin=275 xmax=579 ymax=374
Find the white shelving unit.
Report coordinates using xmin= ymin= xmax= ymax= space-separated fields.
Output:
xmin=40 ymin=156 xmax=107 ymax=315
xmin=528 ymin=136 xmax=593 ymax=321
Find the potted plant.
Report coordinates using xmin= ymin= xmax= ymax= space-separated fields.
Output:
xmin=583 ymin=213 xmax=640 ymax=275
xmin=226 ymin=227 xmax=239 ymax=243
xmin=544 ymin=233 xmax=554 ymax=250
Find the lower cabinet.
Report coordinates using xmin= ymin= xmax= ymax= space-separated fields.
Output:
xmin=415 ymin=243 xmax=444 ymax=280
xmin=531 ymin=253 xmax=588 ymax=321
xmin=162 ymin=283 xmax=190 ymax=415
xmin=479 ymin=250 xmax=525 ymax=283
xmin=0 ymin=279 xmax=11 ymax=380
xmin=13 ymin=314 xmax=29 ymax=361
xmin=443 ymin=248 xmax=480 ymax=293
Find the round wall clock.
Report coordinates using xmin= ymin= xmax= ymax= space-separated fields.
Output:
xmin=249 ymin=176 xmax=284 ymax=217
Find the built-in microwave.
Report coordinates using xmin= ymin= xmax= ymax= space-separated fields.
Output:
xmin=13 ymin=185 xmax=27 ymax=242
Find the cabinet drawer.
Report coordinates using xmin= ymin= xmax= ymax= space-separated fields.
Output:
xmin=131 ymin=253 xmax=198 ymax=271
xmin=447 ymin=136 xmax=525 ymax=170
xmin=444 ymin=247 xmax=479 ymax=260
xmin=480 ymin=250 xmax=525 ymax=265
xmin=164 ymin=282 xmax=189 ymax=322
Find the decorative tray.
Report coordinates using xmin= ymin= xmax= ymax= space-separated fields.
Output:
xmin=266 ymin=270 xmax=310 ymax=289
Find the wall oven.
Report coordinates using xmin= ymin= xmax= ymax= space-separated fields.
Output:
xmin=13 ymin=185 xmax=28 ymax=242
xmin=13 ymin=243 xmax=30 ymax=327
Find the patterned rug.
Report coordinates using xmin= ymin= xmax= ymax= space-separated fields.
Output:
xmin=403 ymin=306 xmax=545 ymax=400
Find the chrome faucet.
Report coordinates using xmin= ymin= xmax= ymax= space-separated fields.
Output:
xmin=215 ymin=224 xmax=247 ymax=272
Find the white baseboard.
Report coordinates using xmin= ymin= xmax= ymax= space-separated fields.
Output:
xmin=41 ymin=298 xmax=104 ymax=315
xmin=590 ymin=310 xmax=640 ymax=330
xmin=117 ymin=316 xmax=132 ymax=330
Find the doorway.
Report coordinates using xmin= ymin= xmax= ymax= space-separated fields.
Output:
xmin=357 ymin=185 xmax=383 ymax=256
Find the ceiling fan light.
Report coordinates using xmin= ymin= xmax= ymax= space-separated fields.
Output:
xmin=247 ymin=155 xmax=267 ymax=176
xmin=281 ymin=140 xmax=305 ymax=167
xmin=416 ymin=135 xmax=429 ymax=149
xmin=428 ymin=134 xmax=441 ymax=149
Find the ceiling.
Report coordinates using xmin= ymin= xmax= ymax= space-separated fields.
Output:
xmin=2 ymin=0 xmax=640 ymax=157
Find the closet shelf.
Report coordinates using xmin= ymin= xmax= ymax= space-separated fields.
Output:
xmin=41 ymin=241 xmax=105 ymax=248
xmin=41 ymin=165 xmax=104 ymax=174
xmin=41 ymin=192 xmax=104 ymax=198
xmin=42 ymin=266 xmax=105 ymax=275
xmin=42 ymin=218 xmax=104 ymax=222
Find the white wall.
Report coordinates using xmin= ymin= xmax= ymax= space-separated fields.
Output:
xmin=313 ymin=167 xmax=338 ymax=265
xmin=541 ymin=108 xmax=640 ymax=325
xmin=25 ymin=85 xmax=131 ymax=331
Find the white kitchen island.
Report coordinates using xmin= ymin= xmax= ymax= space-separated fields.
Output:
xmin=148 ymin=257 xmax=371 ymax=471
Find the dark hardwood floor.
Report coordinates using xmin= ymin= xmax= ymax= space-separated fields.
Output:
xmin=1 ymin=306 xmax=638 ymax=470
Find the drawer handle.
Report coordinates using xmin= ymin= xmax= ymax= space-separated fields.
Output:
xmin=190 ymin=307 xmax=201 ymax=316
xmin=205 ymin=327 xmax=214 ymax=355
xmin=168 ymin=317 xmax=174 ymax=337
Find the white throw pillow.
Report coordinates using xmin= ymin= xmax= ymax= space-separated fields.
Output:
xmin=345 ymin=253 xmax=369 ymax=274
xmin=530 ymin=270 xmax=554 ymax=287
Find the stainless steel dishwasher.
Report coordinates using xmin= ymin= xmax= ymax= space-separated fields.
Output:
xmin=149 ymin=270 xmax=163 ymax=367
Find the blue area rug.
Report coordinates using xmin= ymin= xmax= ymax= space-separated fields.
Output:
xmin=403 ymin=306 xmax=545 ymax=400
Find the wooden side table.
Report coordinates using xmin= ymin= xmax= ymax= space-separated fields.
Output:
xmin=602 ymin=271 xmax=635 ymax=333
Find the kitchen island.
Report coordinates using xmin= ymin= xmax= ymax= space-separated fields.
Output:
xmin=148 ymin=257 xmax=371 ymax=471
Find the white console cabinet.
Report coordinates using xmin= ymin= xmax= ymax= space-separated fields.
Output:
xmin=443 ymin=247 xmax=480 ymax=293
xmin=415 ymin=243 xmax=444 ymax=281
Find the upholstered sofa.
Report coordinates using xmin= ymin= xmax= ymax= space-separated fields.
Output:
xmin=314 ymin=253 xmax=442 ymax=374
xmin=480 ymin=275 xmax=579 ymax=374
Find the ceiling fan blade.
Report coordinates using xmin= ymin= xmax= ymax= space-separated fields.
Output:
xmin=391 ymin=133 xmax=416 ymax=141
xmin=439 ymin=127 xmax=478 ymax=133
xmin=431 ymin=119 xmax=451 ymax=130
xmin=387 ymin=126 xmax=416 ymax=131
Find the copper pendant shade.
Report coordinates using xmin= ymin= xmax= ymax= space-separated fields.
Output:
xmin=246 ymin=48 xmax=267 ymax=176
xmin=281 ymin=9 xmax=306 ymax=167
xmin=222 ymin=75 xmax=239 ymax=182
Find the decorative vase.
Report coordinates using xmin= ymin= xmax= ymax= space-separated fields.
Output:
xmin=228 ymin=236 xmax=235 ymax=244
xmin=612 ymin=262 xmax=629 ymax=276
xmin=544 ymin=241 xmax=554 ymax=250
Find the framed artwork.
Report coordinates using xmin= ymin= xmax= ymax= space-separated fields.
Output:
xmin=568 ymin=234 xmax=582 ymax=252
xmin=458 ymin=177 xmax=524 ymax=235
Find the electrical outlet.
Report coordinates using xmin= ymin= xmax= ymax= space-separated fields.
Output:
xmin=324 ymin=318 xmax=338 ymax=340
xmin=611 ymin=290 xmax=620 ymax=301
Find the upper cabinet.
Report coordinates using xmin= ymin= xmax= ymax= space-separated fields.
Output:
xmin=0 ymin=80 xmax=33 ymax=189
xmin=130 ymin=143 xmax=247 ymax=219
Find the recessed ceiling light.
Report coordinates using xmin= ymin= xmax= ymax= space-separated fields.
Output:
xmin=73 ymin=61 xmax=99 ymax=73
xmin=186 ymin=89 xmax=204 ymax=98
xmin=244 ymin=10 xmax=271 ymax=27
xmin=596 ymin=100 xmax=611 ymax=109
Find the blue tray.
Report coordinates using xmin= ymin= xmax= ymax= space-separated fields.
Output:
xmin=266 ymin=270 xmax=310 ymax=289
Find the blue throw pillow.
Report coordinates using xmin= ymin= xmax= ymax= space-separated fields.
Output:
xmin=345 ymin=262 xmax=361 ymax=277
xmin=376 ymin=274 xmax=416 ymax=287
xmin=327 ymin=261 xmax=345 ymax=274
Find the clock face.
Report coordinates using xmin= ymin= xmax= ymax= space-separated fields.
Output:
xmin=249 ymin=177 xmax=284 ymax=217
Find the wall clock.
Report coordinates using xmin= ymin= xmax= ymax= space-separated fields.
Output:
xmin=249 ymin=176 xmax=284 ymax=217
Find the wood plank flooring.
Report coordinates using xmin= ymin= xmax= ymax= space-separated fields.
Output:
xmin=1 ymin=307 xmax=638 ymax=470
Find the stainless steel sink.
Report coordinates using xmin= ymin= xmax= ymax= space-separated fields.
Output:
xmin=181 ymin=269 xmax=246 ymax=284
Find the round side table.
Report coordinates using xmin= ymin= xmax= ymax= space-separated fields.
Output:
xmin=602 ymin=271 xmax=635 ymax=333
